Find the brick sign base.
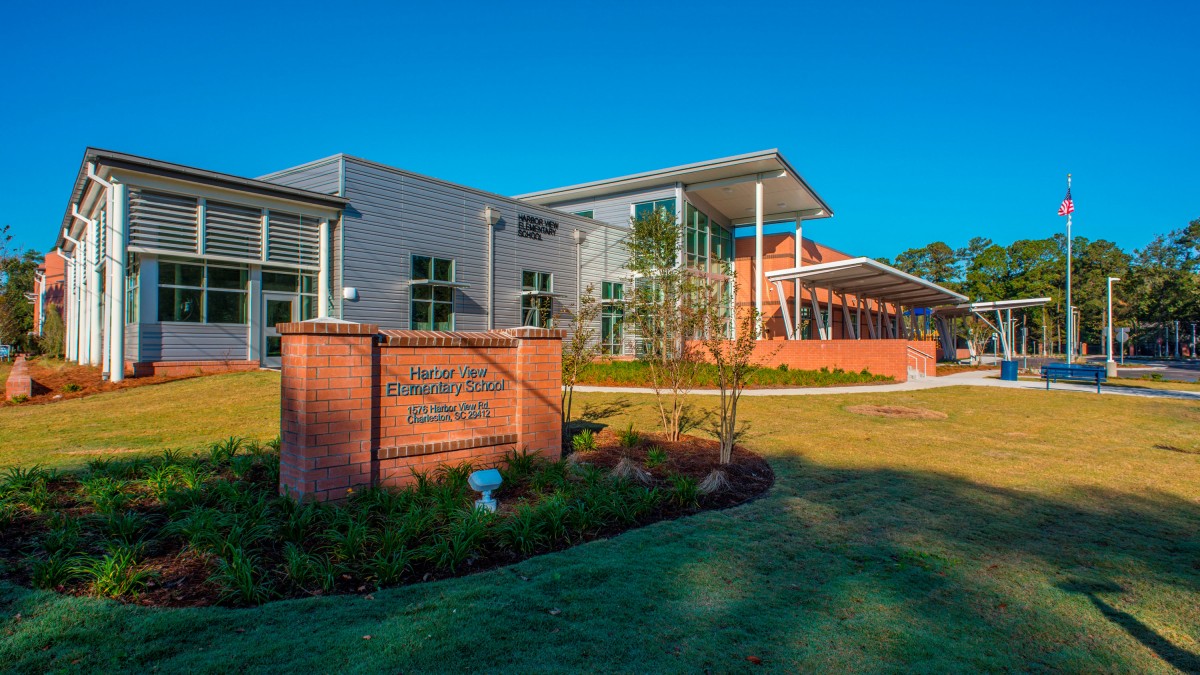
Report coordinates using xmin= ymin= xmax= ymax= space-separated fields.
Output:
xmin=278 ymin=320 xmax=563 ymax=502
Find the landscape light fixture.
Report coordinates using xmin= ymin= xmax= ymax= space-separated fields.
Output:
xmin=468 ymin=468 xmax=503 ymax=512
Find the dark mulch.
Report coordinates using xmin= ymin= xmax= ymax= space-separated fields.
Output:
xmin=567 ymin=429 xmax=774 ymax=509
xmin=3 ymin=358 xmax=202 ymax=406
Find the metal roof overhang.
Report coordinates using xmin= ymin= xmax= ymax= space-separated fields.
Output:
xmin=57 ymin=148 xmax=349 ymax=251
xmin=764 ymin=257 xmax=968 ymax=307
xmin=515 ymin=149 xmax=834 ymax=223
xmin=933 ymin=297 xmax=1052 ymax=317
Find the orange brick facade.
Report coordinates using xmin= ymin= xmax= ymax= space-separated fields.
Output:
xmin=278 ymin=320 xmax=563 ymax=502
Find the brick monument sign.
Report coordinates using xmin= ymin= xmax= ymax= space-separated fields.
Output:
xmin=277 ymin=319 xmax=563 ymax=502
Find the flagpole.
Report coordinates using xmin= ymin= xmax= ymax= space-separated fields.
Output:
xmin=1065 ymin=173 xmax=1073 ymax=365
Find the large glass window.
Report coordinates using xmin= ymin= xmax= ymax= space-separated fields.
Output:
xmin=411 ymin=255 xmax=455 ymax=331
xmin=601 ymin=281 xmax=624 ymax=355
xmin=158 ymin=261 xmax=249 ymax=324
xmin=684 ymin=202 xmax=733 ymax=273
xmin=633 ymin=198 xmax=676 ymax=221
xmin=262 ymin=269 xmax=318 ymax=320
xmin=522 ymin=270 xmax=553 ymax=328
xmin=125 ymin=255 xmax=140 ymax=323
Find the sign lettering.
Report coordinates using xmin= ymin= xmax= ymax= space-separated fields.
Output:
xmin=517 ymin=213 xmax=559 ymax=240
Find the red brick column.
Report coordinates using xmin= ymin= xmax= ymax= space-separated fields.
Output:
xmin=278 ymin=322 xmax=564 ymax=502
xmin=508 ymin=327 xmax=565 ymax=458
xmin=5 ymin=355 xmax=32 ymax=400
xmin=278 ymin=320 xmax=378 ymax=502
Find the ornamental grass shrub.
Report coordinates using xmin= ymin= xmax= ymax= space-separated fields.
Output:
xmin=0 ymin=441 xmax=694 ymax=607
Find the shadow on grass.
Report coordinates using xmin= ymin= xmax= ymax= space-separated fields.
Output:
xmin=2 ymin=454 xmax=1198 ymax=672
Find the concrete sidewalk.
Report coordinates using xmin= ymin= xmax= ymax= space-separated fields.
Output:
xmin=574 ymin=369 xmax=1200 ymax=401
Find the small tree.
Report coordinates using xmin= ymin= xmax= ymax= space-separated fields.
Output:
xmin=39 ymin=303 xmax=65 ymax=359
xmin=560 ymin=284 xmax=602 ymax=424
xmin=698 ymin=268 xmax=776 ymax=465
xmin=625 ymin=207 xmax=702 ymax=441
xmin=960 ymin=316 xmax=993 ymax=365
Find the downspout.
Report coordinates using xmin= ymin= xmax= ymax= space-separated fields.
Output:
xmin=574 ymin=229 xmax=583 ymax=312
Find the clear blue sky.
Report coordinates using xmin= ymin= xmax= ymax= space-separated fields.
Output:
xmin=2 ymin=0 xmax=1197 ymax=259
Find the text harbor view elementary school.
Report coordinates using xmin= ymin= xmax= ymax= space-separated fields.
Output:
xmin=41 ymin=148 xmax=978 ymax=382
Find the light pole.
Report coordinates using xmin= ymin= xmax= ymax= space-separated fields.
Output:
xmin=1106 ymin=277 xmax=1120 ymax=377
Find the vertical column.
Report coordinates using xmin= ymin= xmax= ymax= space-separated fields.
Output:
xmin=318 ymin=219 xmax=331 ymax=318
xmin=509 ymin=326 xmax=564 ymax=459
xmin=754 ymin=175 xmax=764 ymax=333
xmin=88 ymin=215 xmax=103 ymax=367
xmin=278 ymin=320 xmax=379 ymax=501
xmin=793 ymin=213 xmax=803 ymax=339
xmin=109 ymin=183 xmax=128 ymax=382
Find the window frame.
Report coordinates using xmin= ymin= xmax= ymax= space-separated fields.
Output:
xmin=521 ymin=270 xmax=555 ymax=328
xmin=632 ymin=198 xmax=676 ymax=221
xmin=409 ymin=254 xmax=457 ymax=331
xmin=157 ymin=259 xmax=250 ymax=325
xmin=600 ymin=281 xmax=624 ymax=355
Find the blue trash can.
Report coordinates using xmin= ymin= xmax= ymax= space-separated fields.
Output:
xmin=1000 ymin=360 xmax=1019 ymax=381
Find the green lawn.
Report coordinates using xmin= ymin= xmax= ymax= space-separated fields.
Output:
xmin=0 ymin=371 xmax=280 ymax=470
xmin=2 ymin=373 xmax=1199 ymax=672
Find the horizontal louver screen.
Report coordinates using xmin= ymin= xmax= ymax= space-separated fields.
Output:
xmin=205 ymin=201 xmax=262 ymax=260
xmin=267 ymin=211 xmax=319 ymax=267
xmin=129 ymin=190 xmax=197 ymax=253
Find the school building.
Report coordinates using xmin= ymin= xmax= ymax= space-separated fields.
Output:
xmin=43 ymin=148 xmax=967 ymax=382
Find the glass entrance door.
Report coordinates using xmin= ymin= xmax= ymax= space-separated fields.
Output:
xmin=263 ymin=292 xmax=297 ymax=368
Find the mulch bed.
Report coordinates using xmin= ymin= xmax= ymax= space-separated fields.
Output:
xmin=3 ymin=358 xmax=200 ymax=406
xmin=1 ymin=435 xmax=774 ymax=608
xmin=565 ymin=429 xmax=775 ymax=509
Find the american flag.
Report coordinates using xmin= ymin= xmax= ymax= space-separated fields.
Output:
xmin=1058 ymin=187 xmax=1074 ymax=216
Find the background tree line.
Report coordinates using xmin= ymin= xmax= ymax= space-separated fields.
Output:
xmin=878 ymin=218 xmax=1200 ymax=354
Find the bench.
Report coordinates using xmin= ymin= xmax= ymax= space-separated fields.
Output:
xmin=1040 ymin=363 xmax=1107 ymax=394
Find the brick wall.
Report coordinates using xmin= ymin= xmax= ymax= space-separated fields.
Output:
xmin=693 ymin=338 xmax=916 ymax=382
xmin=129 ymin=360 xmax=260 ymax=377
xmin=4 ymin=356 xmax=32 ymax=400
xmin=278 ymin=320 xmax=563 ymax=502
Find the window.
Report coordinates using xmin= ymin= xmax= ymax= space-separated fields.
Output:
xmin=158 ymin=261 xmax=249 ymax=324
xmin=262 ymin=269 xmax=318 ymax=320
xmin=684 ymin=202 xmax=733 ymax=273
xmin=522 ymin=270 xmax=554 ymax=328
xmin=633 ymin=198 xmax=676 ymax=221
xmin=410 ymin=255 xmax=455 ymax=331
xmin=572 ymin=210 xmax=594 ymax=219
xmin=125 ymin=255 xmax=140 ymax=323
xmin=601 ymin=281 xmax=624 ymax=355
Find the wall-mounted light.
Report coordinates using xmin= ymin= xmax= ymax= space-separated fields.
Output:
xmin=343 ymin=287 xmax=359 ymax=302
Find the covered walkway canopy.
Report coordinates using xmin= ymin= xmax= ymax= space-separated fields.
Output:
xmin=933 ymin=297 xmax=1052 ymax=361
xmin=764 ymin=257 xmax=967 ymax=341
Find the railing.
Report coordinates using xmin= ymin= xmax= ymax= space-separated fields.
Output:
xmin=906 ymin=345 xmax=933 ymax=379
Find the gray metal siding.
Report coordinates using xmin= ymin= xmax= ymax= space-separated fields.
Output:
xmin=543 ymin=185 xmax=677 ymax=228
xmin=257 ymin=156 xmax=343 ymax=195
xmin=338 ymin=157 xmax=628 ymax=333
xmin=124 ymin=324 xmax=139 ymax=363
xmin=137 ymin=323 xmax=248 ymax=362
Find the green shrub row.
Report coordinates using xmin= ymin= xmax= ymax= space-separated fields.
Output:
xmin=578 ymin=360 xmax=891 ymax=388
